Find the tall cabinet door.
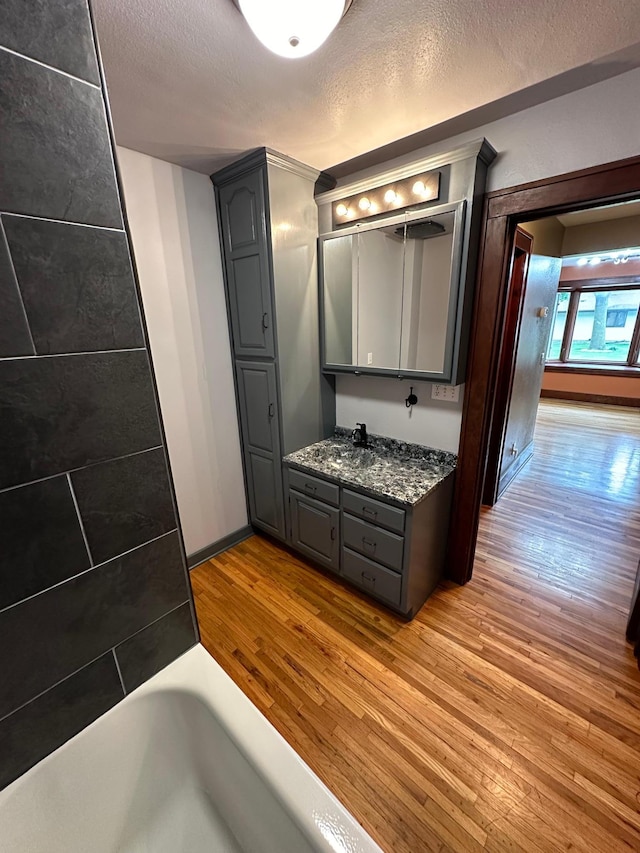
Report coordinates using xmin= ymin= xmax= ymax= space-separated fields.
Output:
xmin=235 ymin=361 xmax=285 ymax=538
xmin=219 ymin=170 xmax=275 ymax=358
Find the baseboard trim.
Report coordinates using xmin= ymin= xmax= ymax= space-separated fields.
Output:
xmin=541 ymin=389 xmax=640 ymax=408
xmin=187 ymin=525 xmax=254 ymax=569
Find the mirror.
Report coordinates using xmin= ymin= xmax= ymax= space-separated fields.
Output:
xmin=321 ymin=202 xmax=464 ymax=378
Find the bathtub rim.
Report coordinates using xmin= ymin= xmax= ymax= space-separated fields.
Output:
xmin=0 ymin=643 xmax=383 ymax=853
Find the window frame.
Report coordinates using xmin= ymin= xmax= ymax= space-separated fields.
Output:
xmin=546 ymin=275 xmax=640 ymax=369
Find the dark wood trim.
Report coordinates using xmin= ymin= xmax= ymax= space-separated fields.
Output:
xmin=544 ymin=363 xmax=640 ymax=377
xmin=560 ymin=290 xmax=579 ymax=361
xmin=559 ymin=276 xmax=640 ymax=290
xmin=631 ymin=300 xmax=640 ymax=364
xmin=540 ymin=389 xmax=640 ymax=407
xmin=187 ymin=525 xmax=254 ymax=569
xmin=486 ymin=156 xmax=640 ymax=219
xmin=447 ymin=153 xmax=640 ymax=585
xmin=447 ymin=214 xmax=513 ymax=581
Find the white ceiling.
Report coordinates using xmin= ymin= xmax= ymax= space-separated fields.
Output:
xmin=557 ymin=200 xmax=640 ymax=227
xmin=92 ymin=0 xmax=640 ymax=176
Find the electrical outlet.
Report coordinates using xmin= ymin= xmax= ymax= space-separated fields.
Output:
xmin=367 ymin=352 xmax=373 ymax=365
xmin=431 ymin=383 xmax=460 ymax=402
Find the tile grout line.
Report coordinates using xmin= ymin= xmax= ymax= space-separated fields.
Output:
xmin=67 ymin=473 xmax=94 ymax=567
xmin=0 ymin=218 xmax=37 ymax=356
xmin=0 ymin=445 xmax=164 ymax=497
xmin=0 ymin=44 xmax=101 ymax=89
xmin=0 ymin=649 xmax=117 ymax=725
xmin=117 ymin=599 xmax=192 ymax=647
xmin=112 ymin=649 xmax=127 ymax=696
xmin=0 ymin=529 xmax=178 ymax=617
xmin=0 ymin=347 xmax=147 ymax=363
xmin=0 ymin=210 xmax=125 ymax=234
xmin=0 ymin=596 xmax=191 ymax=725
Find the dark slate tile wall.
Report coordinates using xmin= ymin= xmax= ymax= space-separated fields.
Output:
xmin=0 ymin=0 xmax=198 ymax=790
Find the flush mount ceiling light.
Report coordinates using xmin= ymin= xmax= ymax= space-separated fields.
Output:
xmin=236 ymin=0 xmax=352 ymax=58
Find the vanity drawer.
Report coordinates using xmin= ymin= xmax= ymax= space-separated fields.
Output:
xmin=342 ymin=513 xmax=404 ymax=572
xmin=343 ymin=548 xmax=402 ymax=607
xmin=288 ymin=469 xmax=339 ymax=506
xmin=342 ymin=490 xmax=405 ymax=533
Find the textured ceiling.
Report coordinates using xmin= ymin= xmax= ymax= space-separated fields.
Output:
xmin=92 ymin=0 xmax=640 ymax=175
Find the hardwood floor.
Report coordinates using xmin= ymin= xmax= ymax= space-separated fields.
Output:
xmin=191 ymin=400 xmax=640 ymax=852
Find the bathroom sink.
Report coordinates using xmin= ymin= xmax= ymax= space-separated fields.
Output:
xmin=312 ymin=443 xmax=381 ymax=471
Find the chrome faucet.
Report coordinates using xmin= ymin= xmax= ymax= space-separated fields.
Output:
xmin=352 ymin=422 xmax=368 ymax=447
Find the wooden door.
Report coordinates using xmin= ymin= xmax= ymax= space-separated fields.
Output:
xmin=494 ymin=252 xmax=560 ymax=499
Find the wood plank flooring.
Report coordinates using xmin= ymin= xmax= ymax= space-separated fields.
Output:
xmin=191 ymin=400 xmax=640 ymax=852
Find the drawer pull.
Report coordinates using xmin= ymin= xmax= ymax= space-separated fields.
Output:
xmin=262 ymin=312 xmax=269 ymax=329
xmin=362 ymin=506 xmax=378 ymax=519
xmin=362 ymin=537 xmax=377 ymax=552
xmin=361 ymin=572 xmax=376 ymax=584
xmin=330 ymin=526 xmax=336 ymax=541
xmin=304 ymin=483 xmax=317 ymax=493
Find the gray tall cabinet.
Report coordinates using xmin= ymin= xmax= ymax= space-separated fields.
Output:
xmin=212 ymin=149 xmax=335 ymax=541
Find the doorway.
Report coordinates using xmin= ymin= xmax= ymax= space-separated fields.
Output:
xmin=483 ymin=200 xmax=640 ymax=506
xmin=447 ymin=154 xmax=640 ymax=585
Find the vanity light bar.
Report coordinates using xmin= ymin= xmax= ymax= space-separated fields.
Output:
xmin=332 ymin=169 xmax=441 ymax=228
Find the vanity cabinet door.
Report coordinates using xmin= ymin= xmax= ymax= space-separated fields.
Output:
xmin=219 ymin=169 xmax=275 ymax=358
xmin=290 ymin=490 xmax=340 ymax=572
xmin=236 ymin=361 xmax=285 ymax=538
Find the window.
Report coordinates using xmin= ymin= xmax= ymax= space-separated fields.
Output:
xmin=546 ymin=282 xmax=640 ymax=367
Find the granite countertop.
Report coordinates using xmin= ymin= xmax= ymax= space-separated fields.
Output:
xmin=284 ymin=427 xmax=456 ymax=507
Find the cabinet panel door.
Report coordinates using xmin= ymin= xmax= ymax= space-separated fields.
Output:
xmin=235 ymin=361 xmax=279 ymax=454
xmin=290 ymin=490 xmax=339 ymax=572
xmin=248 ymin=452 xmax=285 ymax=538
xmin=236 ymin=361 xmax=284 ymax=539
xmin=219 ymin=170 xmax=275 ymax=358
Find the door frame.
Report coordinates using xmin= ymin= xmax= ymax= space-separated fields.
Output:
xmin=447 ymin=153 xmax=640 ymax=585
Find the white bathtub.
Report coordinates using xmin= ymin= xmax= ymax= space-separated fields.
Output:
xmin=0 ymin=645 xmax=383 ymax=853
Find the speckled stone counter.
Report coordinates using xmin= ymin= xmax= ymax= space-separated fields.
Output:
xmin=284 ymin=427 xmax=456 ymax=506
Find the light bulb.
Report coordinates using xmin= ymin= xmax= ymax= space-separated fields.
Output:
xmin=589 ymin=257 xmax=601 ymax=265
xmin=335 ymin=203 xmax=348 ymax=216
xmin=576 ymin=258 xmax=589 ymax=266
xmin=384 ymin=189 xmax=397 ymax=204
xmin=238 ymin=0 xmax=345 ymax=59
xmin=358 ymin=197 xmax=371 ymax=211
xmin=412 ymin=180 xmax=426 ymax=195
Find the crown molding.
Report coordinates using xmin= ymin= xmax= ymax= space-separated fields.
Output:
xmin=315 ymin=138 xmax=497 ymax=204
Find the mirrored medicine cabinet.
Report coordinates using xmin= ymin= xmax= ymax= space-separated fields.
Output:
xmin=319 ymin=200 xmax=466 ymax=382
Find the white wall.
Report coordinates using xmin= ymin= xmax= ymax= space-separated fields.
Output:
xmin=336 ymin=376 xmax=463 ymax=454
xmin=117 ymin=147 xmax=247 ymax=556
xmin=336 ymin=67 xmax=640 ymax=453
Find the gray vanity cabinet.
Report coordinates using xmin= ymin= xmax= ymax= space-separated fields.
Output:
xmin=213 ymin=149 xmax=335 ymax=543
xmin=235 ymin=361 xmax=284 ymax=538
xmin=218 ymin=171 xmax=275 ymax=359
xmin=284 ymin=462 xmax=455 ymax=619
